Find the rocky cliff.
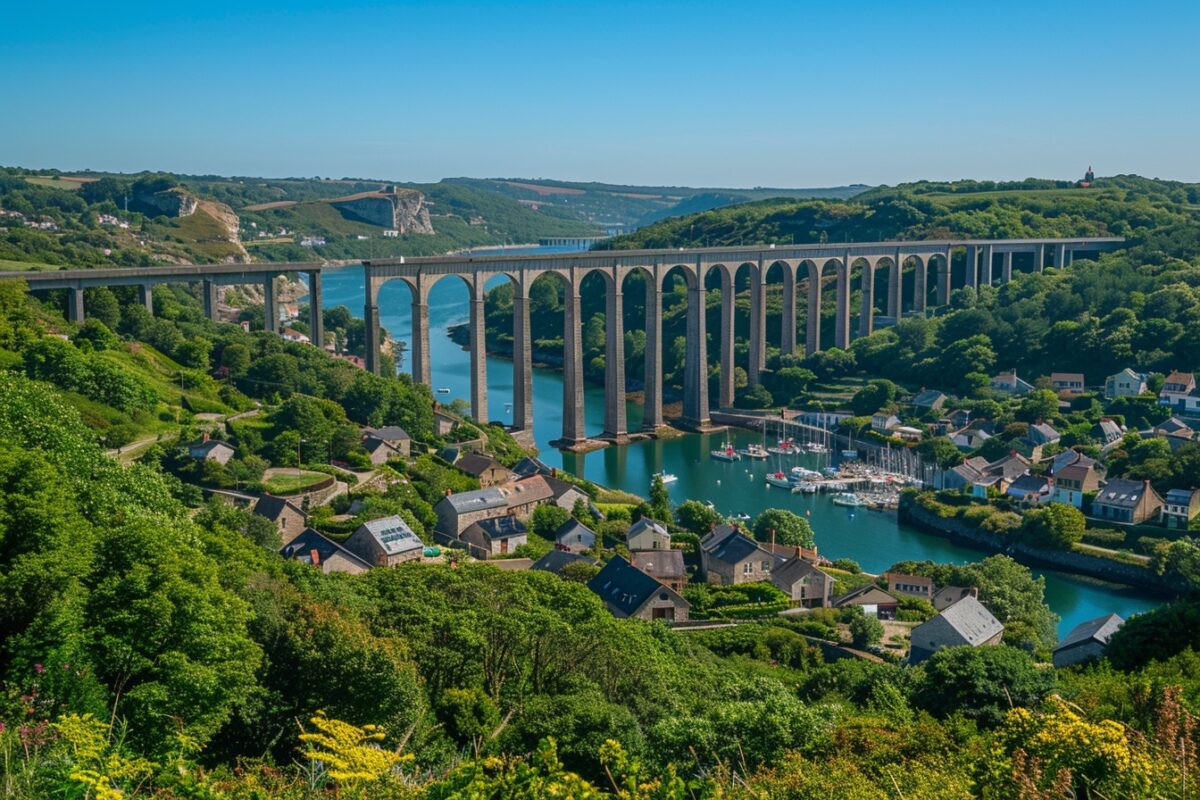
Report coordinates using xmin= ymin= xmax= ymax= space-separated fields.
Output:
xmin=137 ymin=187 xmax=198 ymax=218
xmin=197 ymin=200 xmax=249 ymax=262
xmin=332 ymin=187 xmax=434 ymax=234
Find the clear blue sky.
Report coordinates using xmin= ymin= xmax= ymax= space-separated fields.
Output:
xmin=5 ymin=0 xmax=1198 ymax=187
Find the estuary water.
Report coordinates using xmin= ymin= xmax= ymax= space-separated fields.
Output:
xmin=312 ymin=250 xmax=1160 ymax=637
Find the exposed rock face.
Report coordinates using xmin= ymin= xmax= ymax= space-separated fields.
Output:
xmin=137 ymin=188 xmax=198 ymax=218
xmin=332 ymin=186 xmax=434 ymax=234
xmin=198 ymin=200 xmax=250 ymax=262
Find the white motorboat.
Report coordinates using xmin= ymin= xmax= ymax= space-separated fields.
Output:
xmin=738 ymin=443 xmax=769 ymax=459
xmin=765 ymin=471 xmax=793 ymax=489
xmin=436 ymin=387 xmax=451 ymax=394
xmin=654 ymin=472 xmax=678 ymax=485
xmin=792 ymin=481 xmax=818 ymax=494
xmin=832 ymin=492 xmax=866 ymax=507
xmin=734 ymin=512 xmax=752 ymax=521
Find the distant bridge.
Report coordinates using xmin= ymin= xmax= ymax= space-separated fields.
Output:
xmin=537 ymin=235 xmax=612 ymax=248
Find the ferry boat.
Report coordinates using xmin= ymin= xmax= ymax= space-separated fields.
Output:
xmin=765 ymin=471 xmax=793 ymax=489
xmin=436 ymin=387 xmax=451 ymax=394
xmin=832 ymin=492 xmax=866 ymax=507
xmin=738 ymin=443 xmax=769 ymax=459
xmin=710 ymin=443 xmax=740 ymax=462
xmin=792 ymin=481 xmax=818 ymax=494
xmin=654 ymin=472 xmax=678 ymax=485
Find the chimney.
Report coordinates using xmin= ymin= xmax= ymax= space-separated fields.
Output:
xmin=310 ymin=549 xmax=320 ymax=566
xmin=202 ymin=432 xmax=209 ymax=443
xmin=445 ymin=488 xmax=452 ymax=496
xmin=770 ymin=528 xmax=776 ymax=547
xmin=551 ymin=467 xmax=558 ymax=478
xmin=795 ymin=546 xmax=802 ymax=558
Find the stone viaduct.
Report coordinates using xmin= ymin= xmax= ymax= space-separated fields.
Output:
xmin=363 ymin=237 xmax=1123 ymax=446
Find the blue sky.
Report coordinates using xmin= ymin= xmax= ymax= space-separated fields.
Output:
xmin=4 ymin=0 xmax=1198 ymax=186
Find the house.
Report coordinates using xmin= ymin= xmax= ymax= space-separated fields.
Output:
xmin=252 ymin=495 xmax=306 ymax=542
xmin=1163 ymin=488 xmax=1200 ymax=529
xmin=1092 ymin=417 xmax=1124 ymax=447
xmin=362 ymin=436 xmax=404 ymax=465
xmin=511 ymin=456 xmax=552 ymax=479
xmin=455 ymin=454 xmax=515 ymax=487
xmin=364 ymin=426 xmax=411 ymax=458
xmin=1159 ymin=371 xmax=1200 ymax=415
xmin=951 ymin=427 xmax=993 ymax=451
xmin=1052 ymin=614 xmax=1125 ymax=668
xmin=434 ymin=487 xmax=509 ymax=536
xmin=700 ymin=528 xmax=782 ymax=585
xmin=909 ymin=595 xmax=1005 ymax=663
xmin=772 ymin=555 xmax=833 ymax=608
xmin=544 ymin=475 xmax=592 ymax=513
xmin=281 ymin=328 xmax=310 ymax=344
xmin=990 ymin=370 xmax=1034 ymax=395
xmin=554 ymin=518 xmax=596 ymax=553
xmin=833 ymin=585 xmax=899 ymax=620
xmin=931 ymin=585 xmax=979 ymax=612
xmin=627 ymin=518 xmax=671 ymax=551
xmin=1027 ymin=423 xmax=1061 ymax=446
xmin=1050 ymin=372 xmax=1086 ymax=395
xmin=1092 ymin=478 xmax=1164 ymax=525
xmin=503 ymin=474 xmax=557 ymax=517
xmin=587 ymin=555 xmax=690 ymax=622
xmin=885 ymin=572 xmax=934 ymax=601
xmin=946 ymin=409 xmax=973 ymax=429
xmin=434 ymin=410 xmax=458 ymax=437
xmin=894 ymin=426 xmax=923 ymax=443
xmin=1051 ymin=462 xmax=1104 ymax=508
xmin=871 ymin=411 xmax=901 ymax=434
xmin=280 ymin=528 xmax=371 ymax=575
xmin=911 ymin=389 xmax=947 ymax=412
xmin=188 ymin=434 xmax=236 ymax=465
xmin=461 ymin=516 xmax=528 ymax=557
xmin=1105 ymin=368 xmax=1146 ymax=400
xmin=1005 ymin=474 xmax=1053 ymax=505
xmin=531 ymin=550 xmax=596 ymax=576
xmin=1152 ymin=417 xmax=1193 ymax=445
xmin=947 ymin=452 xmax=1031 ymax=497
xmin=343 ymin=515 xmax=424 ymax=567
xmin=629 ymin=548 xmax=687 ymax=592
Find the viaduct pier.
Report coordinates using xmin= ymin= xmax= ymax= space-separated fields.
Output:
xmin=363 ymin=237 xmax=1122 ymax=448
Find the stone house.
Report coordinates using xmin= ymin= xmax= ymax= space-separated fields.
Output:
xmin=771 ymin=555 xmax=833 ymax=608
xmin=280 ymin=528 xmax=371 ymax=575
xmin=1092 ymin=478 xmax=1164 ymax=525
xmin=627 ymin=518 xmax=671 ymax=551
xmin=588 ymin=555 xmax=690 ymax=623
xmin=363 ymin=436 xmax=405 ymax=465
xmin=1163 ymin=488 xmax=1200 ymax=529
xmin=700 ymin=527 xmax=782 ymax=585
xmin=1005 ymin=474 xmax=1053 ymax=505
xmin=910 ymin=389 xmax=947 ymax=412
xmin=252 ymin=495 xmax=306 ymax=542
xmin=461 ymin=516 xmax=528 ymax=557
xmin=885 ymin=572 xmax=934 ymax=601
xmin=1052 ymin=613 xmax=1124 ymax=668
xmin=629 ymin=548 xmax=687 ymax=592
xmin=343 ymin=515 xmax=424 ymax=567
xmin=832 ymin=585 xmax=899 ymax=619
xmin=434 ymin=487 xmax=509 ymax=536
xmin=531 ymin=550 xmax=595 ymax=576
xmin=931 ymin=585 xmax=979 ymax=611
xmin=908 ymin=595 xmax=1004 ymax=663
xmin=455 ymin=453 xmax=515 ymax=487
xmin=189 ymin=434 xmax=236 ymax=465
xmin=363 ymin=425 xmax=410 ymax=458
xmin=554 ymin=518 xmax=596 ymax=554
xmin=1105 ymin=368 xmax=1146 ymax=400
xmin=504 ymin=474 xmax=556 ymax=517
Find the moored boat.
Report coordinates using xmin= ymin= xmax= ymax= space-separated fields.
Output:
xmin=710 ymin=442 xmax=740 ymax=461
xmin=832 ymin=492 xmax=866 ymax=507
xmin=765 ymin=471 xmax=793 ymax=489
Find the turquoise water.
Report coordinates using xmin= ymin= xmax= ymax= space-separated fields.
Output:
xmin=313 ymin=254 xmax=1161 ymax=637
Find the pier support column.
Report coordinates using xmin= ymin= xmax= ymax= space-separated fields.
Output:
xmin=858 ymin=261 xmax=875 ymax=338
xmin=913 ymin=257 xmax=927 ymax=314
xmin=512 ymin=292 xmax=533 ymax=435
xmin=682 ymin=282 xmax=709 ymax=428
xmin=747 ymin=269 xmax=765 ymax=386
xmin=887 ymin=252 xmax=902 ymax=319
xmin=469 ymin=287 xmax=488 ymax=423
xmin=835 ymin=260 xmax=851 ymax=348
xmin=137 ymin=284 xmax=154 ymax=316
xmin=719 ymin=270 xmax=735 ymax=409
xmin=938 ymin=250 xmax=952 ymax=306
xmin=411 ymin=298 xmax=431 ymax=386
xmin=780 ymin=269 xmax=796 ymax=356
xmin=67 ymin=287 xmax=84 ymax=323
xmin=964 ymin=245 xmax=978 ymax=288
xmin=805 ymin=262 xmax=822 ymax=356
xmin=1033 ymin=244 xmax=1045 ymax=273
xmin=981 ymin=245 xmax=994 ymax=286
xmin=307 ymin=270 xmax=323 ymax=347
xmin=364 ymin=301 xmax=381 ymax=375
xmin=263 ymin=273 xmax=279 ymax=333
xmin=603 ymin=288 xmax=627 ymax=439
xmin=1064 ymin=248 xmax=1074 ymax=266
xmin=1001 ymin=251 xmax=1013 ymax=284
xmin=642 ymin=279 xmax=664 ymax=430
xmin=202 ymin=279 xmax=219 ymax=321
xmin=562 ymin=283 xmax=586 ymax=444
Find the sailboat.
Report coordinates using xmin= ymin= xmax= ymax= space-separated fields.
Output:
xmin=710 ymin=442 xmax=740 ymax=461
xmin=765 ymin=470 xmax=792 ymax=489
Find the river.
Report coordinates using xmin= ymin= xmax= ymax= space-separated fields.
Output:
xmin=310 ymin=250 xmax=1160 ymax=637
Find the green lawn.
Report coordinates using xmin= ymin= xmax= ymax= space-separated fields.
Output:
xmin=24 ymin=176 xmax=91 ymax=191
xmin=261 ymin=469 xmax=331 ymax=495
xmin=0 ymin=259 xmax=60 ymax=272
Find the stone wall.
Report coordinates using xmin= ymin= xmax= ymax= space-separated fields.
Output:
xmin=899 ymin=497 xmax=1173 ymax=594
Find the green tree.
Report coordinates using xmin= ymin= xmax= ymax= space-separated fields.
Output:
xmin=1016 ymin=389 xmax=1060 ymax=423
xmin=675 ymin=499 xmax=723 ymax=535
xmin=848 ymin=609 xmax=884 ymax=648
xmin=915 ymin=646 xmax=1054 ymax=727
xmin=851 ymin=379 xmax=899 ymax=415
xmin=752 ymin=508 xmax=814 ymax=548
xmin=1020 ymin=502 xmax=1086 ymax=549
xmin=530 ymin=504 xmax=571 ymax=537
xmin=648 ymin=474 xmax=672 ymax=523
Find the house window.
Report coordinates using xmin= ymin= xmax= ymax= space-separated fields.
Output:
xmin=652 ymin=541 xmax=659 ymax=549
xmin=743 ymin=562 xmax=753 ymax=576
xmin=761 ymin=560 xmax=770 ymax=573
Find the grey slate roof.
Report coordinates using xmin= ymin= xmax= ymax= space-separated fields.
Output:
xmin=370 ymin=425 xmax=410 ymax=442
xmin=531 ymin=550 xmax=595 ymax=575
xmin=700 ymin=523 xmax=740 ymax=552
xmin=456 ymin=453 xmax=506 ymax=478
xmin=469 ymin=516 xmax=528 ymax=541
xmin=630 ymin=549 xmax=686 ymax=581
xmin=440 ymin=487 xmax=508 ymax=513
xmin=511 ymin=456 xmax=552 ymax=478
xmin=1166 ymin=488 xmax=1198 ymax=505
xmin=628 ymin=517 xmax=668 ymax=538
xmin=254 ymin=494 xmax=303 ymax=522
xmin=359 ymin=515 xmax=423 ymax=555
xmin=772 ymin=555 xmax=829 ymax=587
xmin=709 ymin=531 xmax=771 ymax=566
xmin=911 ymin=389 xmax=947 ymax=408
xmin=554 ymin=518 xmax=596 ymax=547
xmin=1055 ymin=613 xmax=1124 ymax=653
xmin=1006 ymin=474 xmax=1051 ymax=496
xmin=917 ymin=595 xmax=1004 ymax=648
xmin=588 ymin=555 xmax=686 ymax=617
xmin=1095 ymin=478 xmax=1151 ymax=509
